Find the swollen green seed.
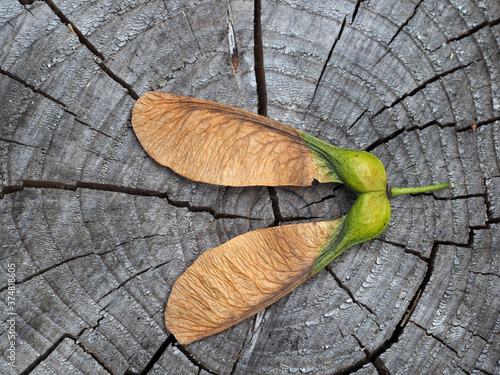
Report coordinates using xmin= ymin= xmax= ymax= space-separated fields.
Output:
xmin=314 ymin=191 xmax=391 ymax=273
xmin=301 ymin=132 xmax=387 ymax=193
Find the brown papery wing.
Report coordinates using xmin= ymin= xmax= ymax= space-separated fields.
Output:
xmin=132 ymin=92 xmax=335 ymax=186
xmin=165 ymin=220 xmax=341 ymax=345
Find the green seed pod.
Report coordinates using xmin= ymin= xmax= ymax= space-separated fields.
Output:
xmin=301 ymin=132 xmax=388 ymax=194
xmin=314 ymin=191 xmax=391 ymax=272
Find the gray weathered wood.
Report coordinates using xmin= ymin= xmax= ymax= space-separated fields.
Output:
xmin=1 ymin=0 xmax=499 ymax=374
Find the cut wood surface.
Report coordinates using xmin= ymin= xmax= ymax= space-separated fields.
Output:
xmin=1 ymin=0 xmax=499 ymax=374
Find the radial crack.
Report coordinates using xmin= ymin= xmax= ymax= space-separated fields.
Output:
xmin=175 ymin=344 xmax=217 ymax=375
xmin=312 ymin=15 xmax=347 ymax=100
xmin=43 ymin=0 xmax=138 ymax=100
xmin=134 ymin=335 xmax=175 ymax=375
xmin=326 ymin=268 xmax=376 ymax=317
xmin=387 ymin=0 xmax=424 ymax=46
xmin=254 ymin=0 xmax=267 ymax=116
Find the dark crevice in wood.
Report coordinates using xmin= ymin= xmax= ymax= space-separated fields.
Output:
xmin=470 ymin=270 xmax=500 ymax=279
xmin=75 ymin=323 xmax=115 ymax=375
xmin=254 ymin=0 xmax=267 ymax=117
xmin=372 ymin=357 xmax=392 ymax=375
xmin=425 ymin=192 xmax=484 ymax=201
xmin=409 ymin=320 xmax=459 ymax=356
xmin=184 ymin=12 xmax=202 ymax=54
xmin=0 ymin=249 xmax=115 ymax=293
xmin=352 ymin=334 xmax=370 ymax=357
xmin=19 ymin=334 xmax=71 ymax=375
xmin=387 ymin=0 xmax=424 ymax=46
xmin=0 ymin=137 xmax=37 ymax=149
xmin=97 ymin=258 xmax=172 ymax=303
xmin=267 ymin=187 xmax=283 ymax=227
xmin=434 ymin=236 xmax=473 ymax=249
xmin=456 ymin=115 xmax=500 ymax=133
xmin=373 ymin=59 xmax=480 ymax=118
xmin=19 ymin=323 xmax=114 ymax=375
xmin=0 ymin=180 xmax=261 ymax=220
xmin=365 ymin=120 xmax=457 ymax=152
xmin=351 ymin=0 xmax=364 ymax=24
xmin=134 ymin=335 xmax=176 ymax=375
xmin=175 ymin=343 xmax=218 ymax=375
xmin=349 ymin=108 xmax=368 ymax=130
xmin=0 ymin=69 xmax=111 ymax=134
xmin=378 ymin=238 xmax=430 ymax=262
xmin=448 ymin=16 xmax=500 ymax=42
xmin=0 ymin=67 xmax=68 ymax=107
xmin=42 ymin=0 xmax=139 ymax=100
xmin=365 ymin=127 xmax=406 ymax=152
xmin=298 ymin=183 xmax=347 ymax=210
xmin=313 ymin=15 xmax=347 ymax=100
xmin=300 ymin=193 xmax=338 ymax=210
xmin=358 ymin=241 xmax=441 ymax=371
xmin=74 ymin=117 xmax=118 ymax=141
xmin=230 ymin=322 xmax=253 ymax=375
xmin=326 ymin=268 xmax=376 ymax=317
xmin=354 ymin=334 xmax=393 ymax=375
xmin=331 ymin=357 xmax=372 ymax=375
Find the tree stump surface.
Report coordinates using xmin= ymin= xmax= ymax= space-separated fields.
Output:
xmin=1 ymin=0 xmax=499 ymax=374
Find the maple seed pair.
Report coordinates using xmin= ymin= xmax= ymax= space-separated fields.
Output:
xmin=132 ymin=92 xmax=452 ymax=345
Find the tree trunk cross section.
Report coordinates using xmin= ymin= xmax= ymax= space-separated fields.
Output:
xmin=1 ymin=0 xmax=499 ymax=374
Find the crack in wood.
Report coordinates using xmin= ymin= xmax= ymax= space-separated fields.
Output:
xmin=373 ymin=59 xmax=481 ymax=118
xmin=0 ymin=68 xmax=118 ymax=141
xmin=97 ymin=258 xmax=172 ymax=304
xmin=254 ymin=0 xmax=267 ymax=117
xmin=174 ymin=343 xmax=218 ymax=375
xmin=447 ymin=16 xmax=500 ymax=43
xmin=229 ymin=320 xmax=255 ymax=375
xmin=409 ymin=320 xmax=459 ymax=356
xmin=182 ymin=8 xmax=202 ymax=55
xmin=350 ymin=240 xmax=443 ymax=373
xmin=267 ymin=186 xmax=282 ymax=227
xmin=456 ymin=115 xmax=500 ymax=133
xmin=365 ymin=120 xmax=456 ymax=152
xmin=0 ymin=249 xmax=115 ymax=293
xmin=125 ymin=334 xmax=176 ymax=375
xmin=326 ymin=268 xmax=376 ymax=317
xmin=0 ymin=180 xmax=260 ymax=220
xmin=387 ymin=0 xmax=424 ymax=47
xmin=351 ymin=0 xmax=364 ymax=24
xmin=349 ymin=108 xmax=368 ymax=130
xmin=42 ymin=0 xmax=138 ymax=100
xmin=0 ymin=137 xmax=37 ymax=149
xmin=18 ymin=321 xmax=113 ymax=375
xmin=0 ymin=67 xmax=68 ymax=107
xmin=312 ymin=15 xmax=347 ymax=101
xmin=378 ymin=238 xmax=431 ymax=262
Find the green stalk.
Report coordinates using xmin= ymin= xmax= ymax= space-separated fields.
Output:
xmin=390 ymin=182 xmax=453 ymax=198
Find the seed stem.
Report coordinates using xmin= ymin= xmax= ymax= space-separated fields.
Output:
xmin=390 ymin=182 xmax=453 ymax=198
